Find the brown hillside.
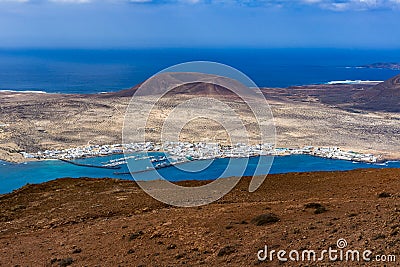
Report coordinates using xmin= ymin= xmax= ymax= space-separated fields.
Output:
xmin=0 ymin=169 xmax=399 ymax=266
xmin=352 ymin=74 xmax=400 ymax=112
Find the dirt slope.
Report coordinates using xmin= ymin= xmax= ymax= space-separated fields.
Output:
xmin=0 ymin=169 xmax=399 ymax=266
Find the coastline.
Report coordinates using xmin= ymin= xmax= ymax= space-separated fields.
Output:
xmin=0 ymin=139 xmax=392 ymax=164
xmin=1 ymin=144 xmax=393 ymax=169
xmin=18 ymin=142 xmax=380 ymax=164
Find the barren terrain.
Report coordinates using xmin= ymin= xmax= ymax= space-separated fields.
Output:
xmin=0 ymin=169 xmax=398 ymax=266
xmin=2 ymin=79 xmax=400 ymax=162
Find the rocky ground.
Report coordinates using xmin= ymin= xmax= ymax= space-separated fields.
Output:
xmin=0 ymin=168 xmax=399 ymax=266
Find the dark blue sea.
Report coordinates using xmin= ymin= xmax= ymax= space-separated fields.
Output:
xmin=1 ymin=48 xmax=400 ymax=93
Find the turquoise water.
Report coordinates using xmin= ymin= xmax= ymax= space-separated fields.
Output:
xmin=1 ymin=154 xmax=399 ymax=194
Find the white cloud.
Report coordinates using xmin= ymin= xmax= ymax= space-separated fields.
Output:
xmin=49 ymin=0 xmax=91 ymax=2
xmin=0 ymin=0 xmax=30 ymax=2
xmin=301 ymin=0 xmax=400 ymax=10
xmin=181 ymin=0 xmax=201 ymax=3
xmin=1 ymin=0 xmax=400 ymax=9
xmin=129 ymin=0 xmax=152 ymax=2
xmin=302 ymin=0 xmax=322 ymax=3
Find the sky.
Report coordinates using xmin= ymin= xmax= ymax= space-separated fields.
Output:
xmin=1 ymin=0 xmax=400 ymax=48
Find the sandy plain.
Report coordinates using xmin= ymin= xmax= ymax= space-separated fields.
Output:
xmin=1 ymin=82 xmax=400 ymax=162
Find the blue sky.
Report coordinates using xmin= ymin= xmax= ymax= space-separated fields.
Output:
xmin=1 ymin=0 xmax=400 ymax=48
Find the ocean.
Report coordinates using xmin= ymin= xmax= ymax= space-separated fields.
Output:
xmin=1 ymin=48 xmax=400 ymax=93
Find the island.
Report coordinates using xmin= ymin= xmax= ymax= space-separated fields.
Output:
xmin=357 ymin=62 xmax=400 ymax=70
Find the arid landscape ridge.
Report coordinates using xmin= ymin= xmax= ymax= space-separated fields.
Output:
xmin=1 ymin=73 xmax=400 ymax=162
